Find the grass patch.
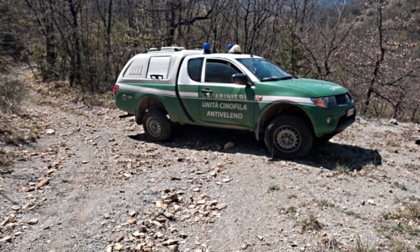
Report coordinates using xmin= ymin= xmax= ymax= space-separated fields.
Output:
xmin=287 ymin=194 xmax=297 ymax=199
xmin=313 ymin=237 xmax=341 ymax=251
xmin=0 ymin=157 xmax=10 ymax=166
xmin=0 ymin=148 xmax=13 ymax=167
xmin=354 ymin=235 xmax=378 ymax=252
xmin=381 ymin=211 xmax=391 ymax=220
xmin=287 ymin=206 xmax=297 ymax=213
xmin=0 ymin=77 xmax=27 ymax=113
xmin=399 ymin=184 xmax=408 ymax=191
xmin=315 ymin=199 xmax=335 ymax=208
xmin=343 ymin=209 xmax=363 ymax=219
xmin=392 ymin=203 xmax=420 ymax=221
xmin=386 ymin=139 xmax=399 ymax=147
xmin=380 ymin=203 xmax=420 ymax=236
xmin=381 ymin=205 xmax=419 ymax=222
xmin=405 ymin=203 xmax=420 ymax=220
xmin=300 ymin=214 xmax=323 ymax=233
xmin=389 ymin=223 xmax=419 ymax=236
xmin=39 ymin=98 xmax=57 ymax=106
xmin=28 ymin=130 xmax=39 ymax=142
xmin=32 ymin=122 xmax=42 ymax=129
xmin=31 ymin=79 xmax=114 ymax=108
xmin=268 ymin=185 xmax=280 ymax=191
xmin=5 ymin=135 xmax=26 ymax=146
xmin=362 ymin=163 xmax=377 ymax=170
xmin=277 ymin=206 xmax=297 ymax=215
xmin=387 ymin=236 xmax=410 ymax=252
xmin=336 ymin=164 xmax=352 ymax=174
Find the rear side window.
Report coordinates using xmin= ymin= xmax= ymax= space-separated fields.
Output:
xmin=128 ymin=64 xmax=143 ymax=76
xmin=147 ymin=56 xmax=171 ymax=79
xmin=124 ymin=57 xmax=149 ymax=78
xmin=205 ymin=59 xmax=240 ymax=83
xmin=187 ymin=58 xmax=203 ymax=82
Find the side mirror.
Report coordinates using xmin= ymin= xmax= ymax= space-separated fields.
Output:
xmin=232 ymin=73 xmax=251 ymax=86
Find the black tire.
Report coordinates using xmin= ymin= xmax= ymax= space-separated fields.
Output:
xmin=264 ymin=115 xmax=313 ymax=159
xmin=142 ymin=108 xmax=171 ymax=141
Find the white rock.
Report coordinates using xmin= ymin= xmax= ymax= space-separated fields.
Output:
xmin=216 ymin=204 xmax=227 ymax=210
xmin=45 ymin=129 xmax=55 ymax=135
xmin=132 ymin=231 xmax=146 ymax=238
xmin=27 ymin=218 xmax=38 ymax=225
xmin=155 ymin=232 xmax=164 ymax=238
xmin=367 ymin=199 xmax=376 ymax=205
xmin=1 ymin=236 xmax=12 ymax=242
xmin=162 ymin=239 xmax=178 ymax=246
xmin=127 ymin=210 xmax=136 ymax=217
xmin=222 ymin=177 xmax=232 ymax=183
xmin=389 ymin=119 xmax=398 ymax=125
xmin=105 ymin=245 xmax=113 ymax=252
xmin=113 ymin=243 xmax=123 ymax=251
xmin=126 ymin=219 xmax=137 ymax=224
xmin=197 ymin=200 xmax=206 ymax=205
xmin=11 ymin=205 xmax=21 ymax=211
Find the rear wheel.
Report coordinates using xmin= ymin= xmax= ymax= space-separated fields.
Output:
xmin=142 ymin=109 xmax=171 ymax=141
xmin=264 ymin=115 xmax=313 ymax=159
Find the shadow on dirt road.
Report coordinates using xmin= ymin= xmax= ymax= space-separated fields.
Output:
xmin=301 ymin=143 xmax=382 ymax=171
xmin=128 ymin=125 xmax=381 ymax=171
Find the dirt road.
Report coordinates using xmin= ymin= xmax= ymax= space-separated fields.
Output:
xmin=1 ymin=84 xmax=419 ymax=252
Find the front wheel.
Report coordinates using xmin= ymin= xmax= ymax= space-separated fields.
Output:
xmin=264 ymin=115 xmax=313 ymax=159
xmin=142 ymin=109 xmax=171 ymax=141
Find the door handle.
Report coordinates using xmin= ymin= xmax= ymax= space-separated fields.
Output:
xmin=201 ymin=88 xmax=212 ymax=94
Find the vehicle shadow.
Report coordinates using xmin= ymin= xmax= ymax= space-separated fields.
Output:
xmin=128 ymin=125 xmax=381 ymax=171
xmin=299 ymin=142 xmax=382 ymax=171
xmin=128 ymin=125 xmax=267 ymax=156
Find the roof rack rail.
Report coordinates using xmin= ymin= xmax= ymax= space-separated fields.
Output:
xmin=160 ymin=47 xmax=185 ymax=51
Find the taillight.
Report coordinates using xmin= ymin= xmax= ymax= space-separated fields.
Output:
xmin=113 ymin=85 xmax=119 ymax=96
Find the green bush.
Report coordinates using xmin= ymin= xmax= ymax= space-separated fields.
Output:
xmin=0 ymin=77 xmax=26 ymax=113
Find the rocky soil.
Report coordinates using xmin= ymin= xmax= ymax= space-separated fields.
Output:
xmin=0 ymin=78 xmax=419 ymax=252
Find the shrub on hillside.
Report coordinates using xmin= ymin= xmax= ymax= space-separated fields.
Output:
xmin=0 ymin=77 xmax=26 ymax=113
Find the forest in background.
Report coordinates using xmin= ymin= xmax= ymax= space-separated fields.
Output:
xmin=0 ymin=0 xmax=419 ymax=122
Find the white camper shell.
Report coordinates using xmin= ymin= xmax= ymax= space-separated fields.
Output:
xmin=117 ymin=47 xmax=203 ymax=84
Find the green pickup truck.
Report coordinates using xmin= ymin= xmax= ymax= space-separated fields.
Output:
xmin=114 ymin=45 xmax=355 ymax=159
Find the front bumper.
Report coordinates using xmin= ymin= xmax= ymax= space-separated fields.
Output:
xmin=333 ymin=109 xmax=356 ymax=134
xmin=305 ymin=104 xmax=356 ymax=137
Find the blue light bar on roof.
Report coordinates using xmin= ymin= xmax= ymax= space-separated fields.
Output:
xmin=203 ymin=43 xmax=211 ymax=54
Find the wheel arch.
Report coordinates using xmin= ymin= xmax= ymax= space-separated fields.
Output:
xmin=135 ymin=96 xmax=167 ymax=125
xmin=255 ymin=103 xmax=315 ymax=141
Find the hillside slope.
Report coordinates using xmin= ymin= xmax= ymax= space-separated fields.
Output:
xmin=0 ymin=80 xmax=419 ymax=251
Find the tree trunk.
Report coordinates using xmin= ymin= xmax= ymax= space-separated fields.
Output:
xmin=105 ymin=0 xmax=113 ymax=83
xmin=362 ymin=0 xmax=385 ymax=115
xmin=67 ymin=0 xmax=82 ymax=87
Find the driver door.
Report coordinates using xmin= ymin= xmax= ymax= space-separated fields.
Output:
xmin=198 ymin=59 xmax=255 ymax=128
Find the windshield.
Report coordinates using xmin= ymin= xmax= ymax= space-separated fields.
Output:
xmin=237 ymin=58 xmax=292 ymax=82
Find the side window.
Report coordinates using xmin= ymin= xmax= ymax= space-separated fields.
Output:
xmin=205 ymin=60 xmax=241 ymax=83
xmin=187 ymin=58 xmax=203 ymax=82
xmin=147 ymin=56 xmax=171 ymax=79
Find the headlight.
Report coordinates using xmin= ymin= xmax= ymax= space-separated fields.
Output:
xmin=311 ymin=96 xmax=337 ymax=108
